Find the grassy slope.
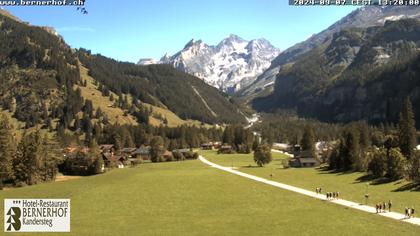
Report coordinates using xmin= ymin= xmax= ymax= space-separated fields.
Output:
xmin=0 ymin=160 xmax=419 ymax=235
xmin=201 ymin=150 xmax=420 ymax=216
xmin=142 ymin=102 xmax=211 ymax=128
xmin=77 ymin=65 xmax=138 ymax=125
xmin=0 ymin=108 xmax=55 ymax=141
xmin=79 ymin=64 xmax=211 ymax=128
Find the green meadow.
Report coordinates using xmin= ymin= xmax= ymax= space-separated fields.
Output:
xmin=201 ymin=150 xmax=420 ymax=216
xmin=0 ymin=159 xmax=419 ymax=235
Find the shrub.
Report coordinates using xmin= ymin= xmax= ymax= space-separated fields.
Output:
xmin=367 ymin=148 xmax=387 ymax=178
xmin=282 ymin=159 xmax=290 ymax=169
xmin=173 ymin=151 xmax=185 ymax=161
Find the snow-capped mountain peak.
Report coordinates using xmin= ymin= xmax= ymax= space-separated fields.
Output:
xmin=138 ymin=35 xmax=280 ymax=93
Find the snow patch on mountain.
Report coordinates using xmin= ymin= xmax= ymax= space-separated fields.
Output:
xmin=138 ymin=34 xmax=280 ymax=94
xmin=138 ymin=58 xmax=158 ymax=65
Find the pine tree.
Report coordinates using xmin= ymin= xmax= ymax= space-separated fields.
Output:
xmin=346 ymin=129 xmax=361 ymax=171
xmin=359 ymin=122 xmax=371 ymax=150
xmin=252 ymin=137 xmax=260 ymax=151
xmin=301 ymin=125 xmax=317 ymax=159
xmin=398 ymin=97 xmax=416 ymax=160
xmin=222 ymin=126 xmax=234 ymax=145
xmin=0 ymin=115 xmax=16 ymax=183
xmin=89 ymin=139 xmax=103 ymax=174
xmin=150 ymin=136 xmax=165 ymax=163
xmin=39 ymin=134 xmax=63 ymax=182
xmin=14 ymin=131 xmax=42 ymax=185
xmin=409 ymin=151 xmax=420 ymax=182
xmin=83 ymin=99 xmax=94 ymax=118
xmin=95 ymin=107 xmax=103 ymax=119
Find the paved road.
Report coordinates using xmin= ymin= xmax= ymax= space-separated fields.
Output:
xmin=199 ymin=156 xmax=420 ymax=226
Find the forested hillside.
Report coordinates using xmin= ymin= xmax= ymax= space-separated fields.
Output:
xmin=0 ymin=10 xmax=245 ymax=134
xmin=0 ymin=12 xmax=80 ymax=128
xmin=77 ymin=51 xmax=245 ymax=124
xmin=253 ymin=19 xmax=420 ymax=127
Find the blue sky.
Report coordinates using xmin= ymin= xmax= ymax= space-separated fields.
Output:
xmin=4 ymin=0 xmax=358 ymax=63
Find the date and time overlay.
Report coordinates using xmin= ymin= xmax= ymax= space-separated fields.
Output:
xmin=291 ymin=0 xmax=420 ymax=6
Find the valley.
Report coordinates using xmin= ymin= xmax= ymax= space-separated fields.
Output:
xmin=1 ymin=3 xmax=420 ymax=235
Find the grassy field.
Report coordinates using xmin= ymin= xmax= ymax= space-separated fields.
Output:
xmin=1 ymin=160 xmax=419 ymax=235
xmin=201 ymin=150 xmax=420 ymax=215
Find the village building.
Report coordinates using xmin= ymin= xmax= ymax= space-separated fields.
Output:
xmin=133 ymin=146 xmax=151 ymax=160
xmin=163 ymin=150 xmax=174 ymax=160
xmin=172 ymin=148 xmax=191 ymax=154
xmin=100 ymin=144 xmax=115 ymax=155
xmin=272 ymin=143 xmax=291 ymax=151
xmin=213 ymin=141 xmax=222 ymax=149
xmin=201 ymin=142 xmax=214 ymax=150
xmin=120 ymin=148 xmax=137 ymax=158
xmin=218 ymin=145 xmax=233 ymax=154
xmin=289 ymin=146 xmax=320 ymax=168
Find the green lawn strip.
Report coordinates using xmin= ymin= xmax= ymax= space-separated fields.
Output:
xmin=201 ymin=150 xmax=420 ymax=216
xmin=0 ymin=160 xmax=418 ymax=235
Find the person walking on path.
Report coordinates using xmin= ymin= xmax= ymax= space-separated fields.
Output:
xmin=382 ymin=202 xmax=386 ymax=213
xmin=376 ymin=204 xmax=379 ymax=213
xmin=388 ymin=200 xmax=392 ymax=212
xmin=405 ymin=207 xmax=409 ymax=218
xmin=411 ymin=207 xmax=415 ymax=217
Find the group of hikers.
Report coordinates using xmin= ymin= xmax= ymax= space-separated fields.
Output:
xmin=315 ymin=187 xmax=339 ymax=200
xmin=405 ymin=207 xmax=415 ymax=219
xmin=375 ymin=201 xmax=392 ymax=213
xmin=326 ymin=191 xmax=339 ymax=200
xmin=314 ymin=186 xmax=417 ymax=220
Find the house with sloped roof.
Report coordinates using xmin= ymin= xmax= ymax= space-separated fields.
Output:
xmin=289 ymin=149 xmax=320 ymax=168
xmin=201 ymin=143 xmax=214 ymax=150
xmin=133 ymin=146 xmax=151 ymax=160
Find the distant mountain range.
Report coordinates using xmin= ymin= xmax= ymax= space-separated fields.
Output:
xmin=138 ymin=35 xmax=280 ymax=94
xmin=238 ymin=6 xmax=420 ymax=99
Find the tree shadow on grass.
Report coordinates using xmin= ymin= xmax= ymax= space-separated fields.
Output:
xmin=354 ymin=174 xmax=420 ymax=192
xmin=353 ymin=174 xmax=395 ymax=185
xmin=392 ymin=182 xmax=420 ymax=192
xmin=241 ymin=165 xmax=260 ymax=168
xmin=315 ymin=166 xmax=355 ymax=176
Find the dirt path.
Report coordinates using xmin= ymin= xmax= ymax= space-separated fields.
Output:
xmin=199 ymin=156 xmax=420 ymax=226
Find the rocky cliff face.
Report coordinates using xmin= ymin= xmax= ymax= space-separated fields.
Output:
xmin=252 ymin=18 xmax=420 ymax=126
